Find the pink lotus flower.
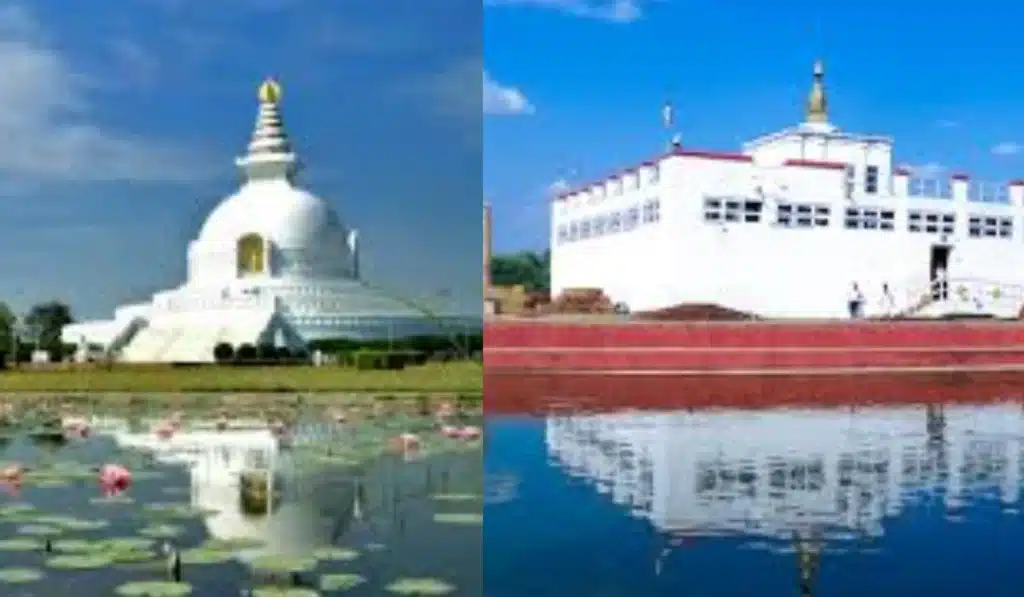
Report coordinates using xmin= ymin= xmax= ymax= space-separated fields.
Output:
xmin=98 ymin=464 xmax=131 ymax=495
xmin=457 ymin=426 xmax=481 ymax=441
xmin=440 ymin=425 xmax=461 ymax=439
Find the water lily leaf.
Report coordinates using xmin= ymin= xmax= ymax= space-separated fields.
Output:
xmin=0 ymin=503 xmax=35 ymax=516
xmin=312 ymin=547 xmax=359 ymax=562
xmin=319 ymin=573 xmax=366 ymax=591
xmin=385 ymin=578 xmax=456 ymax=595
xmin=431 ymin=494 xmax=481 ymax=502
xmin=432 ymin=513 xmax=482 ymax=525
xmin=0 ymin=538 xmax=41 ymax=551
xmin=0 ymin=567 xmax=43 ymax=583
xmin=53 ymin=539 xmax=98 ymax=553
xmin=90 ymin=494 xmax=135 ymax=505
xmin=104 ymin=537 xmax=156 ymax=551
xmin=364 ymin=543 xmax=386 ymax=551
xmin=46 ymin=553 xmax=114 ymax=569
xmin=16 ymin=524 xmax=63 ymax=537
xmin=31 ymin=478 xmax=69 ymax=488
xmin=202 ymin=537 xmax=266 ymax=550
xmin=180 ymin=548 xmax=234 ymax=565
xmin=34 ymin=516 xmax=108 ymax=531
xmin=251 ymin=587 xmax=320 ymax=597
xmin=138 ymin=524 xmax=183 ymax=539
xmin=143 ymin=503 xmax=216 ymax=519
xmin=114 ymin=580 xmax=193 ymax=596
xmin=248 ymin=555 xmax=317 ymax=573
xmin=110 ymin=550 xmax=156 ymax=563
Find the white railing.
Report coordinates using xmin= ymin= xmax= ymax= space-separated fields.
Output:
xmin=896 ymin=277 xmax=1024 ymax=319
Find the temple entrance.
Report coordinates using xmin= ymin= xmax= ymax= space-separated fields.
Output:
xmin=237 ymin=233 xmax=266 ymax=276
xmin=929 ymin=245 xmax=951 ymax=300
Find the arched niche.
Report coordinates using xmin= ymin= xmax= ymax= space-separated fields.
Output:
xmin=237 ymin=233 xmax=267 ymax=277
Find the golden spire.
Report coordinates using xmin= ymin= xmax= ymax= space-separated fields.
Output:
xmin=257 ymin=77 xmax=282 ymax=105
xmin=806 ymin=60 xmax=827 ymax=123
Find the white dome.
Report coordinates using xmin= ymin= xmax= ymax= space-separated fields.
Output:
xmin=197 ymin=179 xmax=347 ymax=249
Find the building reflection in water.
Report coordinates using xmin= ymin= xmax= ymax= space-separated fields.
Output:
xmin=97 ymin=419 xmax=478 ymax=559
xmin=545 ymin=403 xmax=1024 ymax=592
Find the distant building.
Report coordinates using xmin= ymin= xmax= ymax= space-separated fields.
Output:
xmin=550 ymin=61 xmax=1024 ymax=319
xmin=63 ymin=78 xmax=474 ymax=362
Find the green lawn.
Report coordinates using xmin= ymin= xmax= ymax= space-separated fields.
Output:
xmin=0 ymin=362 xmax=482 ymax=394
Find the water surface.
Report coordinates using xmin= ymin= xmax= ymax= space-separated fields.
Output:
xmin=486 ymin=402 xmax=1024 ymax=596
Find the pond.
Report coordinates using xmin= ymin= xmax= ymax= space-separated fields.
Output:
xmin=0 ymin=400 xmax=482 ymax=596
xmin=485 ymin=402 xmax=1024 ymax=597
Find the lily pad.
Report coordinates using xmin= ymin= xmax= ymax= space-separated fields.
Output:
xmin=143 ymin=503 xmax=216 ymax=519
xmin=431 ymin=494 xmax=481 ymax=502
xmin=251 ymin=588 xmax=319 ymax=597
xmin=16 ymin=524 xmax=63 ymax=537
xmin=432 ymin=513 xmax=482 ymax=525
xmin=0 ymin=538 xmax=41 ymax=551
xmin=91 ymin=495 xmax=135 ymax=505
xmin=248 ymin=555 xmax=317 ymax=573
xmin=202 ymin=537 xmax=266 ymax=550
xmin=385 ymin=578 xmax=456 ymax=595
xmin=34 ymin=516 xmax=108 ymax=531
xmin=104 ymin=537 xmax=156 ymax=551
xmin=46 ymin=553 xmax=114 ymax=569
xmin=180 ymin=548 xmax=235 ymax=565
xmin=320 ymin=573 xmax=366 ymax=591
xmin=0 ymin=567 xmax=43 ymax=583
xmin=365 ymin=542 xmax=386 ymax=551
xmin=114 ymin=580 xmax=193 ymax=596
xmin=31 ymin=478 xmax=69 ymax=488
xmin=53 ymin=539 xmax=98 ymax=553
xmin=138 ymin=524 xmax=183 ymax=539
xmin=110 ymin=550 xmax=156 ymax=563
xmin=312 ymin=547 xmax=359 ymax=562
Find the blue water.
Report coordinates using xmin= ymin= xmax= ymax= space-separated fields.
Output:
xmin=485 ymin=404 xmax=1024 ymax=596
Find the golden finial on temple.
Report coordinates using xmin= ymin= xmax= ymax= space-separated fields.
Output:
xmin=806 ymin=59 xmax=827 ymax=123
xmin=258 ymin=77 xmax=282 ymax=105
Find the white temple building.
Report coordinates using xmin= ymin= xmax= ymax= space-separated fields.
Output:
xmin=63 ymin=78 xmax=475 ymax=363
xmin=545 ymin=404 xmax=1024 ymax=542
xmin=551 ymin=61 xmax=1024 ymax=319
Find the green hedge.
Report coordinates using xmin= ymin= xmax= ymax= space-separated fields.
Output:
xmin=342 ymin=349 xmax=427 ymax=370
xmin=307 ymin=333 xmax=482 ymax=357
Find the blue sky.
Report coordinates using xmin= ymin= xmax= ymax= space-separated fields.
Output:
xmin=0 ymin=0 xmax=480 ymax=319
xmin=484 ymin=0 xmax=1024 ymax=251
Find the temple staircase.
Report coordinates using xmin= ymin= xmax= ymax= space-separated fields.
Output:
xmin=895 ymin=278 xmax=1024 ymax=319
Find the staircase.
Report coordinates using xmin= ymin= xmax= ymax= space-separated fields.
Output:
xmin=161 ymin=326 xmax=226 ymax=363
xmin=119 ymin=324 xmax=184 ymax=363
xmin=897 ymin=278 xmax=1024 ymax=319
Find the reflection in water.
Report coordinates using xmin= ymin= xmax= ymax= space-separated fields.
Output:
xmin=546 ymin=405 xmax=1024 ymax=543
xmin=477 ymin=403 xmax=1024 ymax=597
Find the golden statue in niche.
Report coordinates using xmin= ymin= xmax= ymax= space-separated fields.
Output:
xmin=237 ymin=233 xmax=266 ymax=276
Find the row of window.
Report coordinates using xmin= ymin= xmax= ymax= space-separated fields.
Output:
xmin=556 ymin=199 xmax=662 ymax=244
xmin=563 ymin=166 xmax=661 ymax=204
xmin=699 ymin=197 xmax=1015 ymax=238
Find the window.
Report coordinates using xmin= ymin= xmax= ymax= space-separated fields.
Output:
xmin=865 ymin=166 xmax=879 ymax=194
xmin=844 ymin=207 xmax=895 ymax=230
xmin=592 ymin=215 xmax=607 ymax=237
xmin=968 ymin=214 xmax=1013 ymax=238
xmin=568 ymin=221 xmax=579 ymax=241
xmin=608 ymin=211 xmax=623 ymax=233
xmin=703 ymin=196 xmax=762 ymax=224
xmin=777 ymin=202 xmax=830 ymax=228
xmin=557 ymin=225 xmax=568 ymax=244
xmin=624 ymin=206 xmax=640 ymax=231
xmin=969 ymin=182 xmax=1009 ymax=203
xmin=908 ymin=210 xmax=955 ymax=234
xmin=642 ymin=199 xmax=661 ymax=223
xmin=908 ymin=178 xmax=953 ymax=199
xmin=580 ymin=219 xmax=592 ymax=239
xmin=650 ymin=165 xmax=660 ymax=184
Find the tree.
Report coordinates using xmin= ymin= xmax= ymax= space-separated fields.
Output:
xmin=0 ymin=301 xmax=14 ymax=358
xmin=213 ymin=342 xmax=234 ymax=363
xmin=490 ymin=250 xmax=550 ymax=292
xmin=24 ymin=301 xmax=73 ymax=359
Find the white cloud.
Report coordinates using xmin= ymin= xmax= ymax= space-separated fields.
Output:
xmin=992 ymin=142 xmax=1022 ymax=156
xmin=0 ymin=5 xmax=213 ymax=183
xmin=485 ymin=0 xmax=642 ymax=22
xmin=484 ymin=72 xmax=534 ymax=116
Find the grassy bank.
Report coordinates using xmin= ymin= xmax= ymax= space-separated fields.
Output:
xmin=0 ymin=362 xmax=482 ymax=394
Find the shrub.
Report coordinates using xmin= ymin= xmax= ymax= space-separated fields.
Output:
xmin=235 ymin=343 xmax=257 ymax=362
xmin=350 ymin=350 xmax=423 ymax=371
xmin=213 ymin=342 xmax=234 ymax=363
xmin=274 ymin=346 xmax=292 ymax=361
xmin=255 ymin=343 xmax=277 ymax=362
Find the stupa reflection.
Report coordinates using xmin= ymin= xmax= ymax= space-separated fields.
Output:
xmin=545 ymin=404 xmax=1024 ymax=544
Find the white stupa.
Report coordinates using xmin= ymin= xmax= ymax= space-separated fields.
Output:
xmin=63 ymin=78 xmax=471 ymax=363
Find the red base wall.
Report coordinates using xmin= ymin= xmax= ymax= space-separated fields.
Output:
xmin=484 ymin=320 xmax=1024 ymax=372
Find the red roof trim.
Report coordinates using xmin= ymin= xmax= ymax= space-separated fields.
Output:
xmin=894 ymin=167 xmax=911 ymax=176
xmin=1009 ymin=179 xmax=1024 ymax=187
xmin=552 ymin=146 xmax=751 ymax=201
xmin=783 ymin=158 xmax=847 ymax=171
xmin=950 ymin=173 xmax=969 ymax=181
